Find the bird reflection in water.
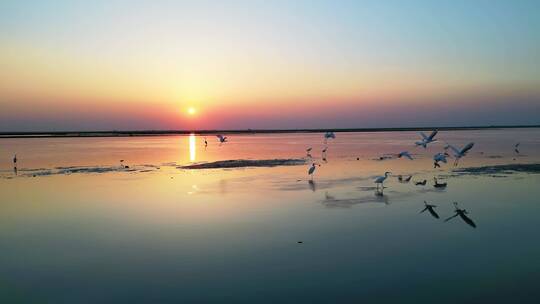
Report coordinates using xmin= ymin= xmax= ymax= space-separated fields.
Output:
xmin=308 ymin=180 xmax=317 ymax=192
xmin=445 ymin=202 xmax=477 ymax=228
xmin=419 ymin=201 xmax=439 ymax=219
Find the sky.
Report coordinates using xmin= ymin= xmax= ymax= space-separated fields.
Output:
xmin=1 ymin=0 xmax=539 ymax=131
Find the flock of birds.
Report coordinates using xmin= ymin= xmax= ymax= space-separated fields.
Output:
xmin=304 ymin=130 xmax=476 ymax=195
xmin=8 ymin=130 xmax=525 ymax=228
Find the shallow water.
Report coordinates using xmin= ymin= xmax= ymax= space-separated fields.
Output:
xmin=1 ymin=129 xmax=540 ymax=303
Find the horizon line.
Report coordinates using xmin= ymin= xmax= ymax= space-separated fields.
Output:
xmin=1 ymin=124 xmax=539 ymax=138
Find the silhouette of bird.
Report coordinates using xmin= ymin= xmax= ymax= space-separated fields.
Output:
xmin=415 ymin=179 xmax=427 ymax=186
xmin=13 ymin=154 xmax=17 ymax=164
xmin=433 ymin=177 xmax=447 ymax=188
xmin=397 ymin=175 xmax=412 ymax=182
xmin=514 ymin=143 xmax=520 ymax=154
xmin=308 ymin=163 xmax=319 ymax=180
xmin=445 ymin=202 xmax=477 ymax=228
xmin=420 ymin=201 xmax=439 ymax=219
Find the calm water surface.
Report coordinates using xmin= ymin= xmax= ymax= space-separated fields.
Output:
xmin=1 ymin=129 xmax=540 ymax=303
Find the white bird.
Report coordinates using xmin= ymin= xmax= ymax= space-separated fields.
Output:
xmin=448 ymin=142 xmax=474 ymax=166
xmin=397 ymin=151 xmax=413 ymax=160
xmin=374 ymin=172 xmax=391 ymax=191
xmin=216 ymin=134 xmax=227 ymax=144
xmin=433 ymin=152 xmax=447 ymax=168
xmin=415 ymin=130 xmax=438 ymax=148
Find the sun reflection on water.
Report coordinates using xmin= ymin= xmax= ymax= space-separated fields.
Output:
xmin=189 ymin=133 xmax=196 ymax=162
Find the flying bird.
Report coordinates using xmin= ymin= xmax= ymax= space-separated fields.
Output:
xmin=420 ymin=201 xmax=440 ymax=219
xmin=324 ymin=131 xmax=336 ymax=143
xmin=448 ymin=142 xmax=474 ymax=166
xmin=433 ymin=152 xmax=447 ymax=168
xmin=397 ymin=151 xmax=413 ymax=160
xmin=216 ymin=135 xmax=228 ymax=144
xmin=415 ymin=130 xmax=438 ymax=148
xmin=514 ymin=143 xmax=520 ymax=154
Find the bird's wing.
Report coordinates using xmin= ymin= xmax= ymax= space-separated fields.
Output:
xmin=404 ymin=153 xmax=413 ymax=160
xmin=420 ymin=132 xmax=428 ymax=140
xmin=428 ymin=130 xmax=438 ymax=140
xmin=216 ymin=135 xmax=224 ymax=140
xmin=460 ymin=142 xmax=474 ymax=154
xmin=444 ymin=213 xmax=459 ymax=222
xmin=419 ymin=207 xmax=428 ymax=214
xmin=448 ymin=145 xmax=460 ymax=155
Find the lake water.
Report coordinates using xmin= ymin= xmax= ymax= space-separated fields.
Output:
xmin=1 ymin=129 xmax=540 ymax=303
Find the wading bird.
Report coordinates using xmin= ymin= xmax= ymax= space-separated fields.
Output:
xmin=433 ymin=153 xmax=447 ymax=168
xmin=204 ymin=137 xmax=208 ymax=147
xmin=445 ymin=202 xmax=477 ymax=228
xmin=397 ymin=175 xmax=412 ymax=182
xmin=374 ymin=172 xmax=391 ymax=193
xmin=420 ymin=201 xmax=439 ymax=219
xmin=433 ymin=177 xmax=447 ymax=188
xmin=306 ymin=147 xmax=313 ymax=157
xmin=398 ymin=151 xmax=413 ymax=160
xmin=415 ymin=130 xmax=438 ymax=148
xmin=415 ymin=179 xmax=427 ymax=186
xmin=13 ymin=154 xmax=17 ymax=165
xmin=448 ymin=142 xmax=474 ymax=166
xmin=308 ymin=163 xmax=320 ymax=180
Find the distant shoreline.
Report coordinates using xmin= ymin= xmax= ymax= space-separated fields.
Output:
xmin=0 ymin=125 xmax=539 ymax=138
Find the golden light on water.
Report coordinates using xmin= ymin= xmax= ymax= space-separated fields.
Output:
xmin=189 ymin=133 xmax=196 ymax=162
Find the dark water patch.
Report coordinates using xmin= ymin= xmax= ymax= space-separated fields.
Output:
xmin=453 ymin=163 xmax=540 ymax=175
xmin=1 ymin=165 xmax=160 ymax=178
xmin=179 ymin=159 xmax=306 ymax=169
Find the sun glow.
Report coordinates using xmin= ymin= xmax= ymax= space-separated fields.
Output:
xmin=187 ymin=107 xmax=197 ymax=115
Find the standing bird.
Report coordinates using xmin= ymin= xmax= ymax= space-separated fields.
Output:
xmin=420 ymin=201 xmax=440 ymax=219
xmin=415 ymin=179 xmax=427 ymax=186
xmin=445 ymin=202 xmax=477 ymax=228
xmin=374 ymin=172 xmax=391 ymax=193
xmin=415 ymin=130 xmax=438 ymax=148
xmin=216 ymin=135 xmax=228 ymax=145
xmin=204 ymin=137 xmax=208 ymax=148
xmin=433 ymin=152 xmax=447 ymax=168
xmin=448 ymin=142 xmax=474 ymax=166
xmin=13 ymin=154 xmax=17 ymax=165
xmin=306 ymin=147 xmax=313 ymax=157
xmin=514 ymin=143 xmax=520 ymax=154
xmin=308 ymin=163 xmax=319 ymax=180
xmin=397 ymin=151 xmax=414 ymax=160
xmin=433 ymin=177 xmax=447 ymax=188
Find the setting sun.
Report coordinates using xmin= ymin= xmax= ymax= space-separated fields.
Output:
xmin=187 ymin=107 xmax=197 ymax=115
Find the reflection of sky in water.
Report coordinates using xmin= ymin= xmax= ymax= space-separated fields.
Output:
xmin=0 ymin=129 xmax=540 ymax=302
